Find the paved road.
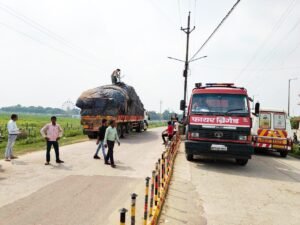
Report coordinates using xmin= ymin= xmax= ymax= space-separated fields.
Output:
xmin=160 ymin=145 xmax=300 ymax=225
xmin=0 ymin=127 xmax=165 ymax=225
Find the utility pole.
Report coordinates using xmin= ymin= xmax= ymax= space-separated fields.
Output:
xmin=160 ymin=100 xmax=162 ymax=120
xmin=288 ymin=77 xmax=298 ymax=116
xmin=181 ymin=12 xmax=195 ymax=118
xmin=288 ymin=80 xmax=291 ymax=116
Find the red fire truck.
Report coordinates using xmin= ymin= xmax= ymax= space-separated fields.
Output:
xmin=183 ymin=83 xmax=258 ymax=166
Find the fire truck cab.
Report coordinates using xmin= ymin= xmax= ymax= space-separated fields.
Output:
xmin=183 ymin=83 xmax=257 ymax=166
xmin=251 ymin=109 xmax=293 ymax=157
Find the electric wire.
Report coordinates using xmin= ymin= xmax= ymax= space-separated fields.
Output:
xmin=0 ymin=21 xmax=102 ymax=72
xmin=189 ymin=0 xmax=241 ymax=61
xmin=0 ymin=1 xmax=100 ymax=63
xmin=234 ymin=0 xmax=298 ymax=81
xmin=244 ymin=14 xmax=300 ymax=88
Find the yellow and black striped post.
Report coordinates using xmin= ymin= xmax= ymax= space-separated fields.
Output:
xmin=143 ymin=177 xmax=150 ymax=225
xmin=161 ymin=153 xmax=165 ymax=189
xmin=165 ymin=151 xmax=169 ymax=179
xmin=149 ymin=170 xmax=155 ymax=217
xmin=131 ymin=193 xmax=137 ymax=225
xmin=157 ymin=159 xmax=161 ymax=200
xmin=119 ymin=208 xmax=128 ymax=225
xmin=154 ymin=169 xmax=159 ymax=207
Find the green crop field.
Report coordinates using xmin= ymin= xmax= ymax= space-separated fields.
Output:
xmin=0 ymin=113 xmax=166 ymax=159
xmin=0 ymin=113 xmax=86 ymax=159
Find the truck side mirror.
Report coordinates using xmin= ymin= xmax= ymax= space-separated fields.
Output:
xmin=180 ymin=100 xmax=185 ymax=111
xmin=255 ymin=102 xmax=260 ymax=115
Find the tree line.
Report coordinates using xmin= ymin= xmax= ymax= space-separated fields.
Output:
xmin=0 ymin=105 xmax=80 ymax=115
xmin=0 ymin=105 xmax=181 ymax=120
xmin=148 ymin=110 xmax=182 ymax=121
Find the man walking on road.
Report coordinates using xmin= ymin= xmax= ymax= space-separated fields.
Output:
xmin=40 ymin=116 xmax=64 ymax=165
xmin=104 ymin=120 xmax=120 ymax=168
xmin=5 ymin=114 xmax=20 ymax=161
xmin=94 ymin=119 xmax=108 ymax=160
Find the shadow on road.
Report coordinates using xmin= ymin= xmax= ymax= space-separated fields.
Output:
xmin=119 ymin=128 xmax=162 ymax=144
xmin=11 ymin=160 xmax=28 ymax=165
xmin=190 ymin=153 xmax=300 ymax=183
xmin=0 ymin=165 xmax=4 ymax=173
xmin=50 ymin=164 xmax=73 ymax=171
xmin=115 ymin=165 xmax=134 ymax=171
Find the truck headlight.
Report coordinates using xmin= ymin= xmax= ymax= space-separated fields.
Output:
xmin=191 ymin=132 xmax=199 ymax=138
xmin=238 ymin=135 xmax=247 ymax=141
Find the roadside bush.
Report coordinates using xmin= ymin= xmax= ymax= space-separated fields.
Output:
xmin=64 ymin=130 xmax=82 ymax=137
xmin=17 ymin=131 xmax=28 ymax=140
xmin=292 ymin=144 xmax=300 ymax=156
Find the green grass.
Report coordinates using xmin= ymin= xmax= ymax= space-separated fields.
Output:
xmin=0 ymin=113 xmax=85 ymax=159
xmin=290 ymin=144 xmax=300 ymax=158
xmin=0 ymin=114 xmax=167 ymax=159
xmin=148 ymin=121 xmax=167 ymax=129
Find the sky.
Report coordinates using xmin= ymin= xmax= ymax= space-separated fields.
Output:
xmin=0 ymin=0 xmax=300 ymax=115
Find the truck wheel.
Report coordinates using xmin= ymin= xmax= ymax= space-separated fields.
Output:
xmin=136 ymin=123 xmax=141 ymax=133
xmin=186 ymin=154 xmax=193 ymax=161
xmin=117 ymin=124 xmax=124 ymax=138
xmin=125 ymin=123 xmax=130 ymax=134
xmin=88 ymin=133 xmax=97 ymax=139
xmin=280 ymin=151 xmax=288 ymax=158
xmin=236 ymin=159 xmax=248 ymax=166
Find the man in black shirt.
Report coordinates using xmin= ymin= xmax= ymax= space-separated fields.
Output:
xmin=94 ymin=119 xmax=108 ymax=160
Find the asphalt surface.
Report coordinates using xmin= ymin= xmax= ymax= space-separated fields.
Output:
xmin=0 ymin=127 xmax=165 ymax=225
xmin=160 ymin=145 xmax=300 ymax=225
xmin=2 ymin=130 xmax=300 ymax=225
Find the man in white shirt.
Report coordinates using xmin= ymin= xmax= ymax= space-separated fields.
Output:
xmin=40 ymin=116 xmax=64 ymax=165
xmin=5 ymin=114 xmax=20 ymax=161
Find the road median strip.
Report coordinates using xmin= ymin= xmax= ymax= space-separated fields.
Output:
xmin=117 ymin=133 xmax=181 ymax=225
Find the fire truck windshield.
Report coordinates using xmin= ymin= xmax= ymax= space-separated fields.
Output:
xmin=191 ymin=94 xmax=249 ymax=116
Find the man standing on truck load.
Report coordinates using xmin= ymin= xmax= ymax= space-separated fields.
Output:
xmin=104 ymin=120 xmax=120 ymax=168
xmin=94 ymin=119 xmax=107 ymax=160
xmin=40 ymin=116 xmax=64 ymax=165
xmin=5 ymin=114 xmax=21 ymax=161
xmin=162 ymin=121 xmax=174 ymax=145
xmin=111 ymin=68 xmax=121 ymax=84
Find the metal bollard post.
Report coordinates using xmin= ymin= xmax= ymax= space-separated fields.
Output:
xmin=144 ymin=177 xmax=150 ymax=225
xmin=131 ymin=193 xmax=138 ymax=225
xmin=155 ymin=171 xmax=158 ymax=207
xmin=161 ymin=153 xmax=165 ymax=189
xmin=165 ymin=150 xmax=170 ymax=178
xmin=119 ymin=208 xmax=128 ymax=225
xmin=149 ymin=170 xmax=155 ymax=217
xmin=157 ymin=159 xmax=161 ymax=200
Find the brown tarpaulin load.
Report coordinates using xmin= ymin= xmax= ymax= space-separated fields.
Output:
xmin=76 ymin=82 xmax=145 ymax=117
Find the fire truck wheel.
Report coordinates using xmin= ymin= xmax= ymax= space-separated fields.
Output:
xmin=186 ymin=154 xmax=193 ymax=161
xmin=280 ymin=151 xmax=288 ymax=158
xmin=236 ymin=159 xmax=248 ymax=166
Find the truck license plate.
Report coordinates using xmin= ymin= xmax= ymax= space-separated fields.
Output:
xmin=211 ymin=144 xmax=228 ymax=151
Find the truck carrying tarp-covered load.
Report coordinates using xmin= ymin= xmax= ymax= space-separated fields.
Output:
xmin=76 ymin=82 xmax=146 ymax=138
xmin=76 ymin=82 xmax=145 ymax=116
